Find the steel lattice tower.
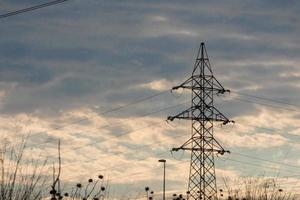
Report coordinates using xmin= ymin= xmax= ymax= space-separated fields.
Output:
xmin=168 ymin=42 xmax=234 ymax=200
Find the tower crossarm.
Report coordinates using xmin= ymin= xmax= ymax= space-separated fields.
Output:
xmin=167 ymin=106 xmax=234 ymax=125
xmin=172 ymin=75 xmax=230 ymax=95
xmin=211 ymin=106 xmax=235 ymax=125
xmin=172 ymin=147 xmax=230 ymax=155
xmin=171 ymin=137 xmax=230 ymax=155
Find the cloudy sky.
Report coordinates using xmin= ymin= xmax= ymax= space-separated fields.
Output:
xmin=1 ymin=0 xmax=300 ymax=199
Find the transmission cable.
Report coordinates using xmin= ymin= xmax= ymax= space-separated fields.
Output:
xmin=230 ymin=152 xmax=300 ymax=169
xmin=8 ymin=90 xmax=169 ymax=149
xmin=25 ymin=99 xmax=187 ymax=154
xmin=0 ymin=0 xmax=70 ymax=19
xmin=232 ymin=91 xmax=300 ymax=108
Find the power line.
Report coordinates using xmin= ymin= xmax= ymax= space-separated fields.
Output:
xmin=7 ymin=88 xmax=300 ymax=185
xmin=217 ymin=126 xmax=300 ymax=167
xmin=233 ymin=96 xmax=300 ymax=113
xmin=107 ymin=157 xmax=300 ymax=197
xmin=25 ymin=100 xmax=300 ymax=176
xmin=24 ymin=101 xmax=300 ymax=179
xmin=60 ymin=161 xmax=191 ymax=199
xmin=0 ymin=0 xmax=70 ymax=19
xmin=18 ymin=92 xmax=300 ymax=160
xmin=8 ymin=90 xmax=169 ymax=150
xmin=9 ymin=88 xmax=300 ymax=150
xmin=220 ymin=120 xmax=300 ymax=146
xmin=63 ymin=157 xmax=300 ymax=193
xmin=38 ymin=131 xmax=190 ymax=185
xmin=25 ymin=98 xmax=186 ymax=154
xmin=53 ymin=118 xmax=300 ymax=193
xmin=59 ymin=130 xmax=297 ymax=181
xmin=23 ymin=102 xmax=188 ymax=171
xmin=16 ymin=90 xmax=300 ymax=147
xmin=18 ymin=95 xmax=300 ymax=157
xmin=6 ymin=99 xmax=189 ymax=175
xmin=11 ymin=89 xmax=300 ymax=153
xmin=223 ymin=158 xmax=296 ymax=175
xmin=44 ymin=120 xmax=176 ymax=170
xmin=12 ymin=122 xmax=300 ymax=198
xmin=231 ymin=152 xmax=300 ymax=170
xmin=100 ymin=90 xmax=169 ymax=115
xmin=232 ymin=91 xmax=300 ymax=109
xmin=93 ymin=132 xmax=189 ymax=174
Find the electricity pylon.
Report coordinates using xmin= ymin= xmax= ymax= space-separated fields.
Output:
xmin=168 ymin=42 xmax=234 ymax=200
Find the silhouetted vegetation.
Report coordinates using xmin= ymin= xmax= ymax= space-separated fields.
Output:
xmin=49 ymin=175 xmax=107 ymax=200
xmin=221 ymin=178 xmax=296 ymax=200
xmin=0 ymin=140 xmax=47 ymax=200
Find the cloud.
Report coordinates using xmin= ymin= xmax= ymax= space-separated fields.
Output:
xmin=1 ymin=0 xmax=300 ymax=198
xmin=137 ymin=79 xmax=173 ymax=91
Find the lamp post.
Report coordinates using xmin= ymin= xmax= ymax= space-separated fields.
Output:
xmin=145 ymin=186 xmax=150 ymax=199
xmin=158 ymin=159 xmax=166 ymax=200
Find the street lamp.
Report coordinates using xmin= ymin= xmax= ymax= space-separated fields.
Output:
xmin=145 ymin=186 xmax=150 ymax=199
xmin=158 ymin=159 xmax=166 ymax=200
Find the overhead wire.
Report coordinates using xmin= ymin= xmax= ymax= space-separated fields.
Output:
xmin=95 ymin=157 xmax=300 ymax=198
xmin=232 ymin=91 xmax=300 ymax=109
xmin=219 ymin=120 xmax=300 ymax=147
xmin=51 ymin=126 xmax=300 ymax=188
xmin=222 ymin=158 xmax=296 ymax=175
xmin=50 ymin=88 xmax=300 ymax=196
xmin=0 ymin=0 xmax=70 ymax=19
xmin=38 ymin=133 xmax=190 ymax=189
xmin=230 ymin=152 xmax=300 ymax=170
xmin=233 ymin=96 xmax=300 ymax=113
xmin=119 ymin=158 xmax=300 ymax=194
xmin=15 ymin=92 xmax=300 ymax=180
xmin=26 ymin=101 xmax=190 ymax=173
xmin=11 ymin=87 xmax=300 ymax=156
xmin=7 ymin=90 xmax=170 ymax=150
xmin=8 ymin=119 xmax=300 ymax=198
xmin=27 ymin=99 xmax=188 ymax=156
xmin=5 ymin=85 xmax=300 ymax=194
xmin=10 ymin=95 xmax=300 ymax=181
xmin=18 ymin=89 xmax=300 ymax=153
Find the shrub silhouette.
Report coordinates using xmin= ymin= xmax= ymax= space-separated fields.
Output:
xmin=0 ymin=140 xmax=47 ymax=200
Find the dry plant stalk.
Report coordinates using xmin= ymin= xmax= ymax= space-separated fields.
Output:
xmin=0 ymin=139 xmax=47 ymax=200
xmin=221 ymin=177 xmax=297 ymax=200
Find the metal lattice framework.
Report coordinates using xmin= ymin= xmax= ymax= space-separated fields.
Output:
xmin=168 ymin=42 xmax=234 ymax=200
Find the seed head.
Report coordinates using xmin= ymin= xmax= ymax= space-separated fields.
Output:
xmin=98 ymin=175 xmax=104 ymax=179
xmin=50 ymin=189 xmax=56 ymax=195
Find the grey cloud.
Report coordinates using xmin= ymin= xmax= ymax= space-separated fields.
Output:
xmin=1 ymin=1 xmax=300 ymax=197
